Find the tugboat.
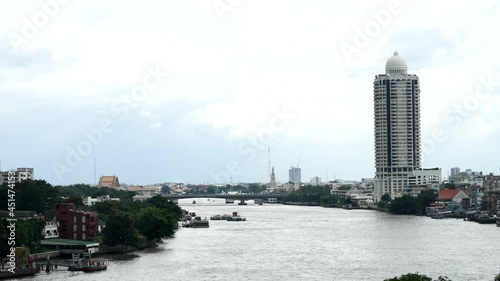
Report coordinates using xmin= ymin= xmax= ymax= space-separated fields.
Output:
xmin=182 ymin=216 xmax=210 ymax=228
xmin=210 ymin=214 xmax=230 ymax=220
xmin=226 ymin=212 xmax=246 ymax=221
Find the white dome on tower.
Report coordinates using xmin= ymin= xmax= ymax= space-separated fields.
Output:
xmin=385 ymin=50 xmax=407 ymax=74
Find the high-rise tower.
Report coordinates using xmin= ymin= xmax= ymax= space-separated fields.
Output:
xmin=373 ymin=51 xmax=421 ymax=201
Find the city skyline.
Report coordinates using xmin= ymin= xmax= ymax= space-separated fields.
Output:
xmin=1 ymin=1 xmax=500 ymax=185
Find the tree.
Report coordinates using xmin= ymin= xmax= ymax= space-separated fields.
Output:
xmin=147 ymin=195 xmax=183 ymax=220
xmin=135 ymin=207 xmax=175 ymax=244
xmin=206 ymin=186 xmax=216 ymax=194
xmin=384 ymin=273 xmax=432 ymax=281
xmin=337 ymin=185 xmax=352 ymax=191
xmin=248 ymin=183 xmax=261 ymax=193
xmin=0 ymin=180 xmax=59 ymax=213
xmin=415 ymin=190 xmax=437 ymax=215
xmin=103 ymin=211 xmax=141 ymax=247
xmin=384 ymin=273 xmax=451 ymax=281
xmin=161 ymin=185 xmax=171 ymax=194
xmin=389 ymin=195 xmax=416 ymax=214
xmin=381 ymin=193 xmax=391 ymax=202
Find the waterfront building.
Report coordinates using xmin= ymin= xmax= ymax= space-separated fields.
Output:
xmin=288 ymin=166 xmax=301 ymax=183
xmin=97 ymin=175 xmax=121 ymax=190
xmin=43 ymin=220 xmax=59 ymax=239
xmin=373 ymin=51 xmax=441 ymax=201
xmin=439 ymin=189 xmax=470 ymax=206
xmin=55 ymin=203 xmax=98 ymax=241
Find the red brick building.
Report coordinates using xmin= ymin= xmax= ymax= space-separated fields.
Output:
xmin=55 ymin=203 xmax=98 ymax=240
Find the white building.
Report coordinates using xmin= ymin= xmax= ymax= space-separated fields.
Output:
xmin=82 ymin=195 xmax=120 ymax=206
xmin=0 ymin=168 xmax=34 ymax=184
xmin=449 ymin=169 xmax=483 ymax=187
xmin=310 ymin=176 xmax=321 ymax=186
xmin=43 ymin=220 xmax=59 ymax=239
xmin=373 ymin=51 xmax=428 ymax=201
xmin=409 ymin=168 xmax=442 ymax=190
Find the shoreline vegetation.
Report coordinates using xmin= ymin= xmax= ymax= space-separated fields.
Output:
xmin=0 ymin=180 xmax=183 ymax=257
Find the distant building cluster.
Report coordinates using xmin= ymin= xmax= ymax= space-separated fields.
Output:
xmin=0 ymin=167 xmax=34 ymax=184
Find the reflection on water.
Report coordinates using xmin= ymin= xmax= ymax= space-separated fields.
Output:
xmin=31 ymin=204 xmax=500 ymax=281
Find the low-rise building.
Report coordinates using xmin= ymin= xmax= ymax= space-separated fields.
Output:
xmin=43 ymin=220 xmax=59 ymax=239
xmin=128 ymin=186 xmax=160 ymax=196
xmin=310 ymin=176 xmax=321 ymax=186
xmin=0 ymin=167 xmax=34 ymax=184
xmin=439 ymin=189 xmax=470 ymax=205
xmin=82 ymin=195 xmax=120 ymax=206
xmin=55 ymin=203 xmax=98 ymax=241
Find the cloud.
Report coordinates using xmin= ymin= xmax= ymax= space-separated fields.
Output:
xmin=149 ymin=122 xmax=163 ymax=129
xmin=139 ymin=110 xmax=152 ymax=118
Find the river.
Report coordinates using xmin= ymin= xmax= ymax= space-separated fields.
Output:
xmin=30 ymin=202 xmax=500 ymax=281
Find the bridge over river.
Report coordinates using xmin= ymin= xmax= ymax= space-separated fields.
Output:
xmin=164 ymin=192 xmax=289 ymax=204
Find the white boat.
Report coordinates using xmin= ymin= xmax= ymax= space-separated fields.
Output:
xmin=182 ymin=216 xmax=209 ymax=228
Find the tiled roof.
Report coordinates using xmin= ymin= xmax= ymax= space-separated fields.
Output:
xmin=439 ymin=189 xmax=461 ymax=200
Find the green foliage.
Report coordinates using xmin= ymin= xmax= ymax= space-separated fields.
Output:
xmin=56 ymin=184 xmax=136 ymax=207
xmin=287 ymin=185 xmax=338 ymax=205
xmin=0 ymin=218 xmax=45 ymax=255
xmin=248 ymin=183 xmax=262 ymax=193
xmin=135 ymin=207 xmax=176 ymax=242
xmin=0 ymin=180 xmax=58 ymax=213
xmin=384 ymin=273 xmax=432 ymax=281
xmin=495 ymin=272 xmax=500 ymax=281
xmin=147 ymin=195 xmax=183 ymax=220
xmin=102 ymin=211 xmax=141 ymax=247
xmin=337 ymin=185 xmax=352 ymax=191
xmin=388 ymin=190 xmax=437 ymax=215
xmin=161 ymin=185 xmax=171 ymax=194
xmin=415 ymin=190 xmax=437 ymax=215
xmin=389 ymin=195 xmax=416 ymax=214
xmin=381 ymin=193 xmax=392 ymax=202
xmin=95 ymin=195 xmax=180 ymax=246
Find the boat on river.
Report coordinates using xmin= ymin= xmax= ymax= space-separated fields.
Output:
xmin=210 ymin=214 xmax=230 ymax=220
xmin=182 ymin=216 xmax=210 ymax=228
xmin=226 ymin=212 xmax=246 ymax=221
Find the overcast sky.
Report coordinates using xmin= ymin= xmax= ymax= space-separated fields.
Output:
xmin=1 ymin=0 xmax=500 ymax=185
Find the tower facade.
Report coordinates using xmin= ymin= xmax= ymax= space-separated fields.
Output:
xmin=288 ymin=167 xmax=301 ymax=183
xmin=373 ymin=51 xmax=421 ymax=201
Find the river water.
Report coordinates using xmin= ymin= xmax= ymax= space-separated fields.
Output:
xmin=30 ymin=202 xmax=500 ymax=281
